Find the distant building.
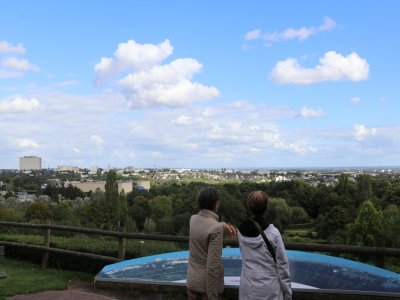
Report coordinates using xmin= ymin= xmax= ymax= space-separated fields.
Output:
xmin=133 ymin=180 xmax=151 ymax=190
xmin=57 ymin=165 xmax=80 ymax=172
xmin=68 ymin=180 xmax=151 ymax=193
xmin=19 ymin=156 xmax=42 ymax=170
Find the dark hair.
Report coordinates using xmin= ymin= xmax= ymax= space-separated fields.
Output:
xmin=197 ymin=187 xmax=220 ymax=210
xmin=247 ymin=190 xmax=268 ymax=216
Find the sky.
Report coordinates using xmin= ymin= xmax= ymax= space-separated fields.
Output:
xmin=0 ymin=1 xmax=399 ymax=169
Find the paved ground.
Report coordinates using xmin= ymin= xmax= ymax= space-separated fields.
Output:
xmin=7 ymin=281 xmax=161 ymax=300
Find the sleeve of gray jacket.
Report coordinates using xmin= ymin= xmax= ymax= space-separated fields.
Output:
xmin=206 ymin=225 xmax=223 ymax=299
xmin=275 ymin=233 xmax=292 ymax=300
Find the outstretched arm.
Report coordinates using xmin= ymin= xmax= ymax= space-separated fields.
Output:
xmin=206 ymin=227 xmax=224 ymax=299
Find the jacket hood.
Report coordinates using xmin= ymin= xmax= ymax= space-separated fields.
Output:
xmin=238 ymin=231 xmax=265 ymax=249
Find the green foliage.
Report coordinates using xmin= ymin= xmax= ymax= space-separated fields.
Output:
xmin=119 ymin=190 xmax=128 ymax=229
xmin=78 ymin=189 xmax=112 ymax=230
xmin=51 ymin=201 xmax=79 ymax=226
xmin=126 ymin=217 xmax=138 ymax=233
xmin=62 ymin=184 xmax=85 ymax=200
xmin=382 ymin=204 xmax=400 ymax=248
xmin=143 ymin=217 xmax=156 ymax=233
xmin=316 ymin=205 xmax=352 ymax=240
xmin=346 ymin=200 xmax=383 ymax=247
xmin=357 ymin=174 xmax=373 ymax=206
xmin=290 ymin=206 xmax=311 ymax=224
xmin=266 ymin=198 xmax=292 ymax=232
xmin=25 ymin=201 xmax=52 ymax=222
xmin=128 ymin=196 xmax=150 ymax=229
xmin=105 ymin=170 xmax=120 ymax=230
xmin=42 ymin=183 xmax=61 ymax=202
xmin=149 ymin=195 xmax=173 ymax=220
xmin=0 ymin=207 xmax=16 ymax=221
xmin=217 ymin=188 xmax=246 ymax=225
xmin=336 ymin=174 xmax=356 ymax=206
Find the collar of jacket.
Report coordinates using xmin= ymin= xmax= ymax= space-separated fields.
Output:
xmin=198 ymin=209 xmax=219 ymax=221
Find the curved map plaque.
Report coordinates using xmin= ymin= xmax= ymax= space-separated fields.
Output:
xmin=96 ymin=248 xmax=400 ymax=293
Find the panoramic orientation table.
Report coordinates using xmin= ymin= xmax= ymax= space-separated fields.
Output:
xmin=96 ymin=248 xmax=400 ymax=294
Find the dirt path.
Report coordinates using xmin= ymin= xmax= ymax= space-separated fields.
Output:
xmin=7 ymin=281 xmax=139 ymax=300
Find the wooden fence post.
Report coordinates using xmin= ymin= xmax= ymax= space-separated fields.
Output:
xmin=118 ymin=226 xmax=126 ymax=260
xmin=375 ymin=238 xmax=385 ymax=269
xmin=42 ymin=220 xmax=51 ymax=269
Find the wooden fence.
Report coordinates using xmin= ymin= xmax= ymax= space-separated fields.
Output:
xmin=1 ymin=221 xmax=399 ymax=269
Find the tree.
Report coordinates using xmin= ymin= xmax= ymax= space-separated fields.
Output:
xmin=51 ymin=201 xmax=79 ymax=226
xmin=382 ymin=204 xmax=400 ymax=248
xmin=105 ymin=170 xmax=119 ymax=230
xmin=266 ymin=198 xmax=292 ymax=232
xmin=336 ymin=174 xmax=356 ymax=206
xmin=356 ymin=175 xmax=373 ymax=206
xmin=119 ymin=190 xmax=128 ymax=231
xmin=290 ymin=207 xmax=310 ymax=224
xmin=143 ymin=217 xmax=156 ymax=233
xmin=78 ymin=189 xmax=112 ymax=230
xmin=128 ymin=196 xmax=151 ymax=230
xmin=148 ymin=195 xmax=173 ymax=220
xmin=42 ymin=183 xmax=60 ymax=202
xmin=316 ymin=205 xmax=351 ymax=240
xmin=25 ymin=201 xmax=52 ymax=223
xmin=346 ymin=200 xmax=383 ymax=247
xmin=63 ymin=184 xmax=85 ymax=200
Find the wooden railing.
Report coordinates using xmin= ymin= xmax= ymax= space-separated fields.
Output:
xmin=1 ymin=221 xmax=399 ymax=269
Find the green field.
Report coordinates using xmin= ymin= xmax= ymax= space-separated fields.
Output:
xmin=0 ymin=259 xmax=92 ymax=300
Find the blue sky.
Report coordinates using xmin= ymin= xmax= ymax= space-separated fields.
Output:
xmin=1 ymin=1 xmax=399 ymax=169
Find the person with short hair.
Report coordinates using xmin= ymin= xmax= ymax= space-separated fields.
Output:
xmin=238 ymin=191 xmax=292 ymax=300
xmin=187 ymin=187 xmax=236 ymax=300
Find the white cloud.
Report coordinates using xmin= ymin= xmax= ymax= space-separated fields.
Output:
xmin=245 ymin=29 xmax=262 ymax=41
xmin=353 ymin=124 xmax=377 ymax=141
xmin=128 ymin=152 xmax=136 ymax=159
xmin=113 ymin=150 xmax=123 ymax=158
xmin=15 ymin=138 xmax=40 ymax=149
xmin=288 ymin=139 xmax=317 ymax=155
xmin=174 ymin=115 xmax=193 ymax=126
xmin=270 ymin=51 xmax=369 ymax=85
xmin=0 ymin=97 xmax=39 ymax=113
xmin=2 ymin=57 xmax=39 ymax=72
xmin=228 ymin=100 xmax=256 ymax=110
xmin=298 ymin=107 xmax=324 ymax=118
xmin=0 ymin=41 xmax=25 ymax=54
xmin=90 ymin=135 xmax=105 ymax=146
xmin=245 ymin=17 xmax=337 ymax=45
xmin=95 ymin=39 xmax=173 ymax=83
xmin=350 ymin=96 xmax=361 ymax=104
xmin=95 ymin=39 xmax=220 ymax=108
xmin=0 ymin=69 xmax=21 ymax=79
xmin=73 ymin=148 xmax=80 ymax=154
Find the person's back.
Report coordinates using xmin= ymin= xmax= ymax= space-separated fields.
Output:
xmin=238 ymin=191 xmax=292 ymax=300
xmin=187 ymin=209 xmax=224 ymax=298
xmin=186 ymin=187 xmax=236 ymax=300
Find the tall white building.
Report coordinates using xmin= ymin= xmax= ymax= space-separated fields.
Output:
xmin=19 ymin=156 xmax=42 ymax=170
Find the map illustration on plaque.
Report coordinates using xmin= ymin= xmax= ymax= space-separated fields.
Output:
xmin=96 ymin=248 xmax=400 ymax=293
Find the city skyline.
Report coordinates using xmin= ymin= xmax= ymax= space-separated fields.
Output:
xmin=1 ymin=1 xmax=400 ymax=169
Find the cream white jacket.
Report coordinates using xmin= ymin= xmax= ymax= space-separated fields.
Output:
xmin=238 ymin=224 xmax=292 ymax=300
xmin=187 ymin=209 xmax=225 ymax=299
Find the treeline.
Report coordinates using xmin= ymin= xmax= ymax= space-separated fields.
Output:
xmin=1 ymin=171 xmax=400 ymax=250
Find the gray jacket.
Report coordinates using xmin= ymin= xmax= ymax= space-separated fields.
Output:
xmin=187 ymin=209 xmax=225 ymax=299
xmin=238 ymin=224 xmax=292 ymax=300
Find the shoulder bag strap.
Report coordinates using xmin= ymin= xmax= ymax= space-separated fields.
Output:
xmin=250 ymin=218 xmax=277 ymax=263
